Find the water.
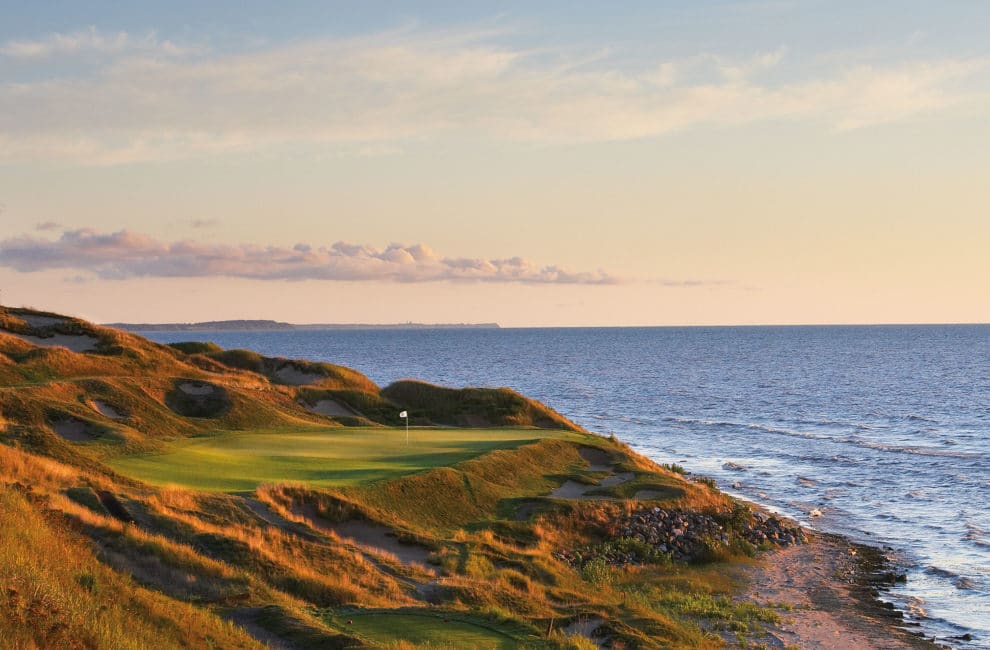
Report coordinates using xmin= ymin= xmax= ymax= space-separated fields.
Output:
xmin=146 ymin=325 xmax=990 ymax=646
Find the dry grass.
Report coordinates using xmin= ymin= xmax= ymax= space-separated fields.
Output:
xmin=0 ymin=485 xmax=260 ymax=649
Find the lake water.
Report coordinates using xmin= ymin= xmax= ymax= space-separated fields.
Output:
xmin=146 ymin=325 xmax=990 ymax=647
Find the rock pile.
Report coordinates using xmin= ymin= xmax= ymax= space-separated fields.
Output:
xmin=744 ymin=511 xmax=806 ymax=548
xmin=557 ymin=506 xmax=807 ymax=567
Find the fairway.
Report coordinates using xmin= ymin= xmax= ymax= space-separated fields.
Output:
xmin=326 ymin=610 xmax=532 ymax=649
xmin=109 ymin=427 xmax=571 ymax=492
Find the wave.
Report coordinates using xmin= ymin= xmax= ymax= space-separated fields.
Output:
xmin=835 ymin=436 xmax=984 ymax=459
xmin=963 ymin=522 xmax=990 ymax=549
xmin=665 ymin=416 xmax=984 ymax=459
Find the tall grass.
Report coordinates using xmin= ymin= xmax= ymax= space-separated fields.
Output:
xmin=0 ymin=486 xmax=259 ymax=649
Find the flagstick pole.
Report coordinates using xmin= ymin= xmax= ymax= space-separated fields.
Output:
xmin=405 ymin=415 xmax=409 ymax=445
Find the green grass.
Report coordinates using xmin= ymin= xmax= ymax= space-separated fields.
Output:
xmin=109 ymin=427 xmax=576 ymax=492
xmin=325 ymin=609 xmax=536 ymax=649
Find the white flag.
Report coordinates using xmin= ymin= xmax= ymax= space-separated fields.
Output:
xmin=399 ymin=411 xmax=408 ymax=418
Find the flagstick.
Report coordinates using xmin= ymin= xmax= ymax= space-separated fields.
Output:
xmin=405 ymin=414 xmax=409 ymax=445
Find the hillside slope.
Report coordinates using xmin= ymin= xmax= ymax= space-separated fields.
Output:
xmin=1 ymin=306 xmax=820 ymax=649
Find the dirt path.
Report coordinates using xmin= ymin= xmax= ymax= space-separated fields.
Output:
xmin=738 ymin=534 xmax=939 ymax=650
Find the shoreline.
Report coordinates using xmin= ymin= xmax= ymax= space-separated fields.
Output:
xmin=737 ymin=529 xmax=948 ymax=649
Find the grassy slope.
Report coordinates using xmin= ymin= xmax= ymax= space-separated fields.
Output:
xmin=0 ymin=307 xmax=784 ymax=649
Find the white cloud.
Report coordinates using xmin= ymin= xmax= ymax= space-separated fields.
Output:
xmin=0 ymin=228 xmax=618 ymax=285
xmin=0 ymin=26 xmax=193 ymax=59
xmin=0 ymin=27 xmax=986 ymax=163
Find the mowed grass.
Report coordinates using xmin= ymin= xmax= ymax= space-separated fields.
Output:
xmin=326 ymin=610 xmax=532 ymax=649
xmin=109 ymin=427 xmax=576 ymax=492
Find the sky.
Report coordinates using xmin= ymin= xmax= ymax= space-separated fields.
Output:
xmin=0 ymin=1 xmax=988 ymax=327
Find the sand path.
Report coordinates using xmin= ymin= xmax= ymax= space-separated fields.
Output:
xmin=739 ymin=534 xmax=937 ymax=649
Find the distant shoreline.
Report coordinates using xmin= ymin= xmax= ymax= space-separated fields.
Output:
xmin=104 ymin=320 xmax=500 ymax=332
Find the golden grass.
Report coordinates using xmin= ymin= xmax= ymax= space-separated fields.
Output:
xmin=0 ymin=485 xmax=260 ymax=649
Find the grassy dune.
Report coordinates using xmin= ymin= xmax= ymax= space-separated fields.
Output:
xmin=110 ymin=427 xmax=580 ymax=491
xmin=0 ymin=307 xmax=794 ymax=649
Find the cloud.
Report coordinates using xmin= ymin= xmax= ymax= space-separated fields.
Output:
xmin=0 ymin=228 xmax=618 ymax=285
xmin=35 ymin=221 xmax=61 ymax=231
xmin=0 ymin=26 xmax=193 ymax=59
xmin=189 ymin=218 xmax=219 ymax=229
xmin=0 ymin=27 xmax=986 ymax=164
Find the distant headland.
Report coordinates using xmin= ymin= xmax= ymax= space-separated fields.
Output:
xmin=104 ymin=319 xmax=500 ymax=331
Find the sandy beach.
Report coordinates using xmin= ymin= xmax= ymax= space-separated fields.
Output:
xmin=739 ymin=532 xmax=942 ymax=649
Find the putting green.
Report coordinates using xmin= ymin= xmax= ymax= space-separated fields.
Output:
xmin=331 ymin=611 xmax=530 ymax=649
xmin=109 ymin=427 xmax=571 ymax=492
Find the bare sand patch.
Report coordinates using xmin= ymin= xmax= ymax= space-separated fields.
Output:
xmin=550 ymin=480 xmax=598 ymax=499
xmin=295 ymin=505 xmax=432 ymax=566
xmin=599 ymin=472 xmax=634 ymax=488
xmin=51 ymin=417 xmax=95 ymax=441
xmin=303 ymin=399 xmax=355 ymax=417
xmin=178 ymin=381 xmax=216 ymax=395
xmin=18 ymin=333 xmax=99 ymax=352
xmin=332 ymin=520 xmax=433 ymax=566
xmin=242 ymin=498 xmax=322 ymax=543
xmin=579 ymin=446 xmax=612 ymax=471
xmin=18 ymin=314 xmax=67 ymax=327
xmin=562 ymin=616 xmax=605 ymax=649
xmin=275 ymin=365 xmax=324 ymax=385
xmin=92 ymin=400 xmax=125 ymax=419
xmin=550 ymin=471 xmax=634 ymax=499
xmin=738 ymin=535 xmax=933 ymax=650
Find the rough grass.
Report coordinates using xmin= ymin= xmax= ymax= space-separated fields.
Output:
xmin=0 ymin=485 xmax=260 ymax=649
xmin=383 ymin=380 xmax=583 ymax=430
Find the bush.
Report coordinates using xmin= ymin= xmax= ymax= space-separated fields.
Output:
xmin=580 ymin=558 xmax=613 ymax=586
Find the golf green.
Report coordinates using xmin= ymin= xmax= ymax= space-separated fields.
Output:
xmin=109 ymin=427 xmax=570 ymax=491
xmin=331 ymin=611 xmax=529 ymax=649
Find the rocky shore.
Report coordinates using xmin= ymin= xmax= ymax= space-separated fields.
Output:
xmin=555 ymin=505 xmax=808 ymax=567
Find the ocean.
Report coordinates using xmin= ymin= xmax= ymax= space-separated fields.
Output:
xmin=146 ymin=324 xmax=990 ymax=647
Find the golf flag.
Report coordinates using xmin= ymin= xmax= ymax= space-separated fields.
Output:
xmin=399 ymin=411 xmax=408 ymax=418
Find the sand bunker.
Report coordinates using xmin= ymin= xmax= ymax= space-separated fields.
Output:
xmin=550 ymin=472 xmax=634 ymax=499
xmin=579 ymin=446 xmax=613 ymax=472
xmin=332 ymin=519 xmax=433 ymax=566
xmin=18 ymin=314 xmax=67 ymax=327
xmin=18 ymin=333 xmax=99 ymax=352
xmin=166 ymin=382 xmax=230 ymax=418
xmin=92 ymin=401 xmax=126 ymax=419
xmin=550 ymin=480 xmax=599 ymax=499
xmin=274 ymin=365 xmax=323 ymax=385
xmin=513 ymin=502 xmax=540 ymax=521
xmin=297 ymin=505 xmax=432 ymax=566
xmin=303 ymin=399 xmax=356 ymax=417
xmin=51 ymin=417 xmax=95 ymax=441
xmin=562 ymin=616 xmax=605 ymax=649
xmin=178 ymin=382 xmax=216 ymax=395
xmin=599 ymin=472 xmax=634 ymax=488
